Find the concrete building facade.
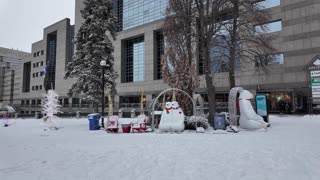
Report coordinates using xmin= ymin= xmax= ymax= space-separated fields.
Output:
xmin=72 ymin=0 xmax=320 ymax=114
xmin=15 ymin=19 xmax=94 ymax=116
xmin=0 ymin=47 xmax=29 ymax=110
xmin=7 ymin=0 xmax=320 ymax=116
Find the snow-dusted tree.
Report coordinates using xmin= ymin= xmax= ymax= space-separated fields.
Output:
xmin=65 ymin=0 xmax=117 ymax=111
xmin=41 ymin=90 xmax=61 ymax=129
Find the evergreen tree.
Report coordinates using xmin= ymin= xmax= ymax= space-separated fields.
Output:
xmin=41 ymin=90 xmax=61 ymax=129
xmin=65 ymin=0 xmax=117 ymax=110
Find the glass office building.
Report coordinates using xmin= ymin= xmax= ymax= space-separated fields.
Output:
xmin=115 ymin=0 xmax=168 ymax=31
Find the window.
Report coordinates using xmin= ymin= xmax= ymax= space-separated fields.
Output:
xmin=256 ymin=53 xmax=284 ymax=66
xmin=46 ymin=32 xmax=57 ymax=90
xmin=33 ymin=53 xmax=36 ymax=57
xmin=26 ymin=100 xmax=30 ymax=105
xmin=21 ymin=100 xmax=25 ymax=105
xmin=35 ymin=86 xmax=38 ymax=90
xmin=210 ymin=34 xmax=240 ymax=73
xmin=155 ymin=31 xmax=164 ymax=80
xmin=64 ymin=98 xmax=69 ymax=104
xmin=123 ymin=36 xmax=145 ymax=82
xmin=32 ymin=86 xmax=34 ymax=90
xmin=40 ymin=85 xmax=42 ymax=90
xmin=33 ymin=63 xmax=36 ymax=68
xmin=40 ymin=71 xmax=44 ymax=76
xmin=120 ymin=0 xmax=168 ymax=30
xmin=22 ymin=62 xmax=31 ymax=92
xmin=41 ymin=50 xmax=44 ymax=55
xmin=41 ymin=61 xmax=43 ymax=66
xmin=72 ymin=98 xmax=80 ymax=107
xmin=37 ymin=99 xmax=41 ymax=105
xmin=256 ymin=0 xmax=280 ymax=9
xmin=36 ymin=72 xmax=39 ymax=77
xmin=255 ymin=20 xmax=282 ymax=34
xmin=64 ymin=98 xmax=69 ymax=107
xmin=33 ymin=73 xmax=35 ymax=78
xmin=37 ymin=62 xmax=39 ymax=67
xmin=37 ymin=52 xmax=40 ymax=56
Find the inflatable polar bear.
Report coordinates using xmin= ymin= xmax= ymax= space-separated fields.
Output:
xmin=239 ymin=90 xmax=269 ymax=130
xmin=159 ymin=101 xmax=185 ymax=132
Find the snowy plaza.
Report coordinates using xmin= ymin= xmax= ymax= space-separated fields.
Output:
xmin=1 ymin=115 xmax=320 ymax=180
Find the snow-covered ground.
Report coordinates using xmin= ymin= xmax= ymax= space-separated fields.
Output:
xmin=1 ymin=115 xmax=320 ymax=180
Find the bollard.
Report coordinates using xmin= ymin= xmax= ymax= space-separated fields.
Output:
xmin=118 ymin=109 xmax=123 ymax=118
xmin=35 ymin=112 xmax=39 ymax=119
xmin=130 ymin=109 xmax=136 ymax=118
xmin=76 ymin=111 xmax=81 ymax=118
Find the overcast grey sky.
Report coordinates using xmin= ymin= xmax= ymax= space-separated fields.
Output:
xmin=0 ymin=0 xmax=75 ymax=52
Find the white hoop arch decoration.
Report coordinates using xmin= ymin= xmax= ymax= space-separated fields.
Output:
xmin=151 ymin=88 xmax=196 ymax=131
xmin=228 ymin=87 xmax=243 ymax=126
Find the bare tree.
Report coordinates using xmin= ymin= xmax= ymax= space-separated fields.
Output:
xmin=215 ymin=0 xmax=277 ymax=88
xmin=162 ymin=0 xmax=199 ymax=115
xmin=194 ymin=0 xmax=226 ymax=124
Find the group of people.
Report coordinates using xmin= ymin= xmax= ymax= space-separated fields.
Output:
xmin=279 ymin=100 xmax=291 ymax=114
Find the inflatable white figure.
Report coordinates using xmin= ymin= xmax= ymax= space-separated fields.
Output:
xmin=159 ymin=101 xmax=185 ymax=132
xmin=239 ymin=90 xmax=269 ymax=130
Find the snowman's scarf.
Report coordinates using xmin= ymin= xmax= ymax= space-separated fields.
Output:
xmin=165 ymin=107 xmax=172 ymax=114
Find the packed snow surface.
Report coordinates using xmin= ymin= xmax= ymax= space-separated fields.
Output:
xmin=1 ymin=115 xmax=320 ymax=180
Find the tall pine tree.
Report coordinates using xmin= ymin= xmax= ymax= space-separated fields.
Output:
xmin=65 ymin=0 xmax=117 ymax=110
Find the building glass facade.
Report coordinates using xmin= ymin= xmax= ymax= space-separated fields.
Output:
xmin=46 ymin=32 xmax=57 ymax=90
xmin=68 ymin=25 xmax=75 ymax=63
xmin=155 ymin=31 xmax=164 ymax=80
xmin=124 ymin=36 xmax=145 ymax=83
xmin=122 ymin=0 xmax=167 ymax=30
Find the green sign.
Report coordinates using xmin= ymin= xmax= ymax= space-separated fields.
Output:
xmin=256 ymin=94 xmax=267 ymax=116
xmin=311 ymin=77 xmax=320 ymax=86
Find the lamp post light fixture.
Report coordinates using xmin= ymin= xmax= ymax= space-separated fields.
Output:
xmin=100 ymin=60 xmax=107 ymax=128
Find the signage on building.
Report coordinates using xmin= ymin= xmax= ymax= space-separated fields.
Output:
xmin=305 ymin=55 xmax=320 ymax=106
xmin=256 ymin=94 xmax=268 ymax=117
xmin=310 ymin=70 xmax=320 ymax=98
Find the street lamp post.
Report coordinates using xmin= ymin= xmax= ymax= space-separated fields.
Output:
xmin=100 ymin=60 xmax=107 ymax=128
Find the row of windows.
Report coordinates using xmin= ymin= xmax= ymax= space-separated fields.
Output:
xmin=21 ymin=99 xmax=42 ymax=106
xmin=31 ymin=85 xmax=43 ymax=91
xmin=122 ymin=0 xmax=167 ymax=30
xmin=33 ymin=50 xmax=44 ymax=57
xmin=33 ymin=61 xmax=44 ymax=68
xmin=32 ymin=71 xmax=44 ymax=78
xmin=20 ymin=98 xmax=93 ymax=108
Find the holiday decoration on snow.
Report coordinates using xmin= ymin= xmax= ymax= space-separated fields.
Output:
xmin=159 ymin=101 xmax=185 ymax=132
xmin=238 ymin=90 xmax=269 ymax=130
xmin=41 ymin=90 xmax=61 ymax=130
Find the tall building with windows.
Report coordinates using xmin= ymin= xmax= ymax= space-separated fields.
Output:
xmin=76 ymin=0 xmax=320 ymax=114
xmin=0 ymin=47 xmax=29 ymax=109
xmin=15 ymin=19 xmax=87 ymax=116
xmin=72 ymin=0 xmax=320 ymax=114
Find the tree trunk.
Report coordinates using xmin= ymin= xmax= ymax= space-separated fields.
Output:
xmin=229 ymin=0 xmax=239 ymax=89
xmin=229 ymin=47 xmax=236 ymax=88
xmin=203 ymin=41 xmax=216 ymax=125
xmin=94 ymin=102 xmax=99 ymax=113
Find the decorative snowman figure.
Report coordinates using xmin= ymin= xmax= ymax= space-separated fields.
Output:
xmin=159 ymin=102 xmax=172 ymax=132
